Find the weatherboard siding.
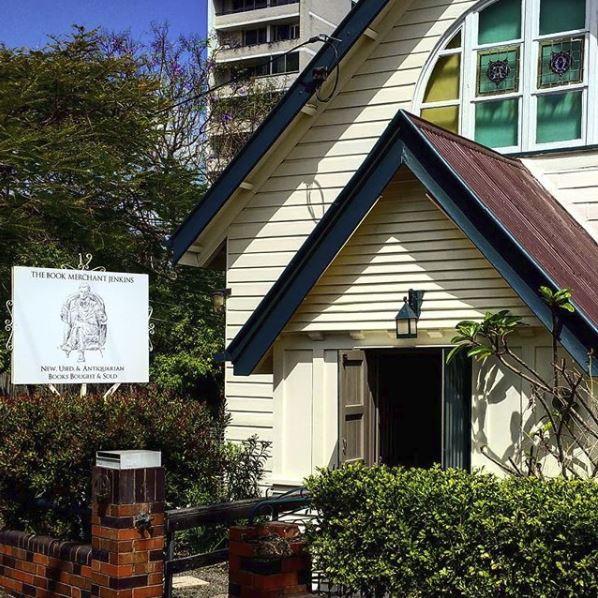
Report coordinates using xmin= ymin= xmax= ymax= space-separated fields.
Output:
xmin=524 ymin=151 xmax=598 ymax=240
xmin=221 ymin=0 xmax=592 ymax=476
xmin=223 ymin=0 xmax=487 ymax=462
xmin=289 ymin=170 xmax=535 ymax=333
xmin=225 ymin=0 xmax=476 ymax=326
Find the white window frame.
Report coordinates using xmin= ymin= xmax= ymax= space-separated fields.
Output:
xmin=414 ymin=0 xmax=598 ymax=153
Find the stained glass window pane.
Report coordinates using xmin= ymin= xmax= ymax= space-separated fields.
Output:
xmin=446 ymin=31 xmax=462 ymax=49
xmin=478 ymin=0 xmax=522 ymax=45
xmin=475 ymin=98 xmax=519 ymax=147
xmin=421 ymin=106 xmax=460 ymax=133
xmin=539 ymin=0 xmax=586 ymax=35
xmin=477 ymin=46 xmax=520 ymax=95
xmin=536 ymin=91 xmax=582 ymax=143
xmin=538 ymin=37 xmax=584 ymax=88
xmin=423 ymin=55 xmax=461 ymax=102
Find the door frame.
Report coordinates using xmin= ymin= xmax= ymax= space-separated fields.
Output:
xmin=359 ymin=347 xmax=471 ymax=470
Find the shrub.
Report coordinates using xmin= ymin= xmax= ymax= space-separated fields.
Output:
xmin=174 ymin=435 xmax=272 ymax=555
xmin=305 ymin=464 xmax=598 ymax=597
xmin=0 ymin=388 xmax=269 ymax=540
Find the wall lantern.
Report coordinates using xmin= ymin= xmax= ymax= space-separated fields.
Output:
xmin=395 ymin=289 xmax=425 ymax=339
xmin=211 ymin=288 xmax=231 ymax=313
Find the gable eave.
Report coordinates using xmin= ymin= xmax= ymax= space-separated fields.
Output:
xmin=228 ymin=119 xmax=409 ymax=374
xmin=169 ymin=0 xmax=394 ymax=265
xmin=227 ymin=110 xmax=597 ymax=376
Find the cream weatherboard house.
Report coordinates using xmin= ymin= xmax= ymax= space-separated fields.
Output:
xmin=172 ymin=0 xmax=598 ymax=488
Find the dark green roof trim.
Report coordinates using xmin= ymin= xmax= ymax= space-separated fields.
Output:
xmin=169 ymin=0 xmax=392 ymax=264
xmin=227 ymin=110 xmax=597 ymax=376
xmin=508 ymin=143 xmax=598 ymax=159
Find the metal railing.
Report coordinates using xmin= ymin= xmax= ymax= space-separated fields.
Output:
xmin=215 ymin=0 xmax=299 ymax=17
xmin=163 ymin=488 xmax=311 ymax=597
xmin=219 ymin=35 xmax=300 ymax=51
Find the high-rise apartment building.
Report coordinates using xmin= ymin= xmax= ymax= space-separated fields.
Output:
xmin=207 ymin=1 xmax=355 ymax=90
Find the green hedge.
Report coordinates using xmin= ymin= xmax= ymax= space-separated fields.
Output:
xmin=0 ymin=388 xmax=269 ymax=543
xmin=305 ymin=464 xmax=598 ymax=597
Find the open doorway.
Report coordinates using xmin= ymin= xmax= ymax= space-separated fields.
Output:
xmin=338 ymin=348 xmax=471 ymax=470
xmin=373 ymin=349 xmax=443 ymax=468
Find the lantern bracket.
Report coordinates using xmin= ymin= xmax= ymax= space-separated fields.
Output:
xmin=408 ymin=289 xmax=425 ymax=318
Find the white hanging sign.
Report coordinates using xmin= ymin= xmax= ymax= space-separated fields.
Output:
xmin=11 ymin=266 xmax=149 ymax=385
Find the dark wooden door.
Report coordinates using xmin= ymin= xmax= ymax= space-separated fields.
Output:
xmin=442 ymin=349 xmax=472 ymax=470
xmin=339 ymin=350 xmax=374 ymax=465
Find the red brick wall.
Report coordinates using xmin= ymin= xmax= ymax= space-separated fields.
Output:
xmin=0 ymin=463 xmax=165 ymax=598
xmin=90 ymin=465 xmax=165 ymax=598
xmin=0 ymin=530 xmax=93 ymax=597
xmin=229 ymin=522 xmax=311 ymax=597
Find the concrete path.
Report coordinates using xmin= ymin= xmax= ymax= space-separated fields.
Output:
xmin=172 ymin=563 xmax=229 ymax=597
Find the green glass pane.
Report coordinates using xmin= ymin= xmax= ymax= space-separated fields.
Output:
xmin=446 ymin=30 xmax=462 ymax=49
xmin=478 ymin=46 xmax=520 ymax=95
xmin=475 ymin=98 xmax=519 ymax=147
xmin=478 ymin=0 xmax=522 ymax=45
xmin=421 ymin=106 xmax=460 ymax=133
xmin=538 ymin=37 xmax=584 ymax=88
xmin=423 ymin=54 xmax=461 ymax=102
xmin=540 ymin=0 xmax=585 ymax=35
xmin=536 ymin=91 xmax=582 ymax=143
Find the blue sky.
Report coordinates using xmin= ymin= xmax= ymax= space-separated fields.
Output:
xmin=0 ymin=0 xmax=208 ymax=48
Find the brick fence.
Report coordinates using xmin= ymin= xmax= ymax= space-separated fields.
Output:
xmin=0 ymin=452 xmax=165 ymax=598
xmin=0 ymin=452 xmax=315 ymax=597
xmin=229 ymin=522 xmax=311 ymax=597
xmin=0 ymin=530 xmax=92 ymax=597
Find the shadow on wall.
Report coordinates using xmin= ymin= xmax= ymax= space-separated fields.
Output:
xmin=289 ymin=165 xmax=530 ymax=335
xmin=472 ymin=347 xmax=571 ymax=477
xmin=226 ymin=4 xmax=454 ymax=265
xmin=472 ymin=359 xmax=524 ymax=474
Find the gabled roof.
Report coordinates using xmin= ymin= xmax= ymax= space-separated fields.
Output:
xmin=226 ymin=111 xmax=598 ymax=376
xmin=414 ymin=116 xmax=598 ymax=327
xmin=169 ymin=0 xmax=394 ymax=264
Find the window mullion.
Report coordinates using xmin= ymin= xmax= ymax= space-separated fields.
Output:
xmin=461 ymin=13 xmax=477 ymax=139
xmin=522 ymin=0 xmax=540 ymax=150
xmin=416 ymin=0 xmax=595 ymax=151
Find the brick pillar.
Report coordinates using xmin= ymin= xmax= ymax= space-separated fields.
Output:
xmin=90 ymin=451 xmax=165 ymax=598
xmin=229 ymin=522 xmax=311 ymax=597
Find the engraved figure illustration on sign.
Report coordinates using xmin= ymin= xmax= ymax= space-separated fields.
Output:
xmin=60 ymin=283 xmax=108 ymax=363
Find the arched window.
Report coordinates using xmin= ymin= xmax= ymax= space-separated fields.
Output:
xmin=417 ymin=0 xmax=597 ymax=152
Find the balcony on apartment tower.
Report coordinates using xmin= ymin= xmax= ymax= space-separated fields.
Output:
xmin=213 ymin=0 xmax=300 ymax=31
xmin=214 ymin=19 xmax=301 ymax=64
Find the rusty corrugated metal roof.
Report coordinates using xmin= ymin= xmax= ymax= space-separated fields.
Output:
xmin=407 ymin=113 xmax=598 ymax=328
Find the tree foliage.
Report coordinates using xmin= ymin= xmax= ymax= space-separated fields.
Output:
xmin=0 ymin=387 xmax=270 ymax=542
xmin=449 ymin=287 xmax=597 ymax=479
xmin=0 ymin=27 xmax=282 ymax=395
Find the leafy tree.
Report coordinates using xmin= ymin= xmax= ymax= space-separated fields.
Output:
xmin=449 ymin=287 xmax=597 ymax=479
xmin=0 ymin=27 xmax=282 ymax=396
